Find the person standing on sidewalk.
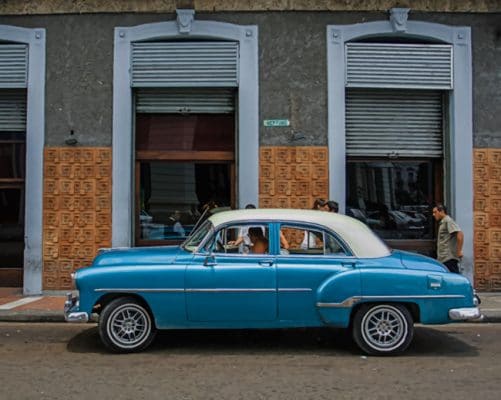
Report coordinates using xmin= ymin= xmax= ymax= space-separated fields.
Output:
xmin=432 ymin=204 xmax=464 ymax=273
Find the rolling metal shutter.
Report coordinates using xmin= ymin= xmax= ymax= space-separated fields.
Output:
xmin=346 ymin=43 xmax=453 ymax=90
xmin=346 ymin=89 xmax=443 ymax=158
xmin=135 ymin=88 xmax=235 ymax=114
xmin=0 ymin=90 xmax=27 ymax=132
xmin=0 ymin=44 xmax=28 ymax=88
xmin=131 ymin=41 xmax=239 ymax=87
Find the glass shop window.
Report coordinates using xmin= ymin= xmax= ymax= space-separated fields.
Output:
xmin=346 ymin=160 xmax=439 ymax=241
xmin=138 ymin=162 xmax=231 ymax=243
xmin=0 ymin=130 xmax=26 ymax=269
xmin=135 ymin=113 xmax=235 ymax=246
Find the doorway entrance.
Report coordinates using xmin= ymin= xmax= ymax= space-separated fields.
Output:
xmin=0 ymin=90 xmax=26 ymax=287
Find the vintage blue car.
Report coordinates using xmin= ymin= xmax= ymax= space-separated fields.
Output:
xmin=65 ymin=209 xmax=482 ymax=355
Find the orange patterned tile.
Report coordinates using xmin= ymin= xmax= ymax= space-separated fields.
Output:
xmin=42 ymin=147 xmax=112 ymax=290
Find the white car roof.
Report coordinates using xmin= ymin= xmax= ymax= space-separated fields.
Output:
xmin=208 ymin=208 xmax=390 ymax=258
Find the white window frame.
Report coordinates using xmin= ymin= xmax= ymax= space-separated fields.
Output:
xmin=112 ymin=16 xmax=259 ymax=247
xmin=327 ymin=20 xmax=473 ymax=281
xmin=0 ymin=25 xmax=46 ymax=295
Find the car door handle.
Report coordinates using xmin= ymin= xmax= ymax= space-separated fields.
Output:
xmin=259 ymin=259 xmax=274 ymax=267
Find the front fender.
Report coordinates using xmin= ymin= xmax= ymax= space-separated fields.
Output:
xmin=316 ymin=269 xmax=361 ymax=327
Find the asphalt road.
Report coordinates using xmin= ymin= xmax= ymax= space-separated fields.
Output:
xmin=0 ymin=322 xmax=499 ymax=400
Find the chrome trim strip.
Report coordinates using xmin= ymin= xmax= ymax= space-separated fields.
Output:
xmin=362 ymin=294 xmax=466 ymax=299
xmin=94 ymin=288 xmax=185 ymax=293
xmin=95 ymin=287 xmax=312 ymax=293
xmin=186 ymin=288 xmax=275 ymax=293
xmin=317 ymin=294 xmax=466 ymax=308
xmin=96 ymin=290 xmax=465 ymax=301
xmin=317 ymin=296 xmax=362 ymax=308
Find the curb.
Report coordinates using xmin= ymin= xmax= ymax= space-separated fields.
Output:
xmin=0 ymin=311 xmax=65 ymax=323
xmin=477 ymin=313 xmax=501 ymax=324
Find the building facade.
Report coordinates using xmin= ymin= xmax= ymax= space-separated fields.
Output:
xmin=0 ymin=1 xmax=499 ymax=294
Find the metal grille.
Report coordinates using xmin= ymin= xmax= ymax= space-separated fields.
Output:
xmin=0 ymin=90 xmax=27 ymax=132
xmin=346 ymin=43 xmax=453 ymax=90
xmin=135 ymin=88 xmax=235 ymax=114
xmin=0 ymin=44 xmax=28 ymax=88
xmin=346 ymin=89 xmax=443 ymax=158
xmin=131 ymin=41 xmax=239 ymax=87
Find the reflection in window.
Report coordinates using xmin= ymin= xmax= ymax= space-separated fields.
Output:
xmin=0 ymin=188 xmax=25 ymax=266
xmin=139 ymin=162 xmax=231 ymax=242
xmin=346 ymin=161 xmax=436 ymax=240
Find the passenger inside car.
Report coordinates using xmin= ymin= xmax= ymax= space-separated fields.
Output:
xmin=248 ymin=227 xmax=269 ymax=254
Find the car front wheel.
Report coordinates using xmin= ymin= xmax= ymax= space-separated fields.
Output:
xmin=99 ymin=297 xmax=156 ymax=353
xmin=352 ymin=303 xmax=413 ymax=356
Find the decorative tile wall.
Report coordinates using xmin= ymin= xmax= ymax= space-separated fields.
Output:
xmin=473 ymin=148 xmax=501 ymax=291
xmin=42 ymin=148 xmax=112 ymax=290
xmin=259 ymin=146 xmax=329 ymax=247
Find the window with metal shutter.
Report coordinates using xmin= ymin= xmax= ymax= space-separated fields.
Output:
xmin=0 ymin=90 xmax=26 ymax=132
xmin=0 ymin=44 xmax=28 ymax=89
xmin=131 ymin=41 xmax=239 ymax=88
xmin=346 ymin=43 xmax=453 ymax=90
xmin=135 ymin=88 xmax=235 ymax=114
xmin=346 ymin=89 xmax=443 ymax=158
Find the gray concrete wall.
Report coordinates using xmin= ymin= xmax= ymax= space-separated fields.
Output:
xmin=0 ymin=11 xmax=499 ymax=147
xmin=1 ymin=0 xmax=499 ymax=14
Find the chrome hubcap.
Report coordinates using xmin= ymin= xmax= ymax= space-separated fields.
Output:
xmin=361 ymin=306 xmax=407 ymax=351
xmin=108 ymin=304 xmax=150 ymax=348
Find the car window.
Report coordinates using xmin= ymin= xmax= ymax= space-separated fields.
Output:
xmin=280 ymin=225 xmax=349 ymax=256
xmin=204 ymin=224 xmax=269 ymax=255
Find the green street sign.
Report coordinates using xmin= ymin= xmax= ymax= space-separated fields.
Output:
xmin=263 ymin=119 xmax=290 ymax=127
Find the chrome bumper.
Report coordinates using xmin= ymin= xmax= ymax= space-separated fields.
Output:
xmin=449 ymin=307 xmax=484 ymax=322
xmin=64 ymin=292 xmax=89 ymax=323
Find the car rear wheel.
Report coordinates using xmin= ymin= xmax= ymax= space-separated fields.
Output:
xmin=352 ymin=303 xmax=413 ymax=356
xmin=99 ymin=297 xmax=156 ymax=353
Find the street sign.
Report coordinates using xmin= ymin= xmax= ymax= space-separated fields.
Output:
xmin=263 ymin=119 xmax=290 ymax=127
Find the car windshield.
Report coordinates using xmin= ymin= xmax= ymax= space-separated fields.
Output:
xmin=182 ymin=220 xmax=213 ymax=252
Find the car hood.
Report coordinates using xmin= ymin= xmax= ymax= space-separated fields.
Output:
xmin=91 ymin=245 xmax=184 ymax=267
xmin=395 ymin=250 xmax=448 ymax=273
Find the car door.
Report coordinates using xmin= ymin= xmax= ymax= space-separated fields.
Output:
xmin=185 ymin=222 xmax=277 ymax=322
xmin=276 ymin=223 xmax=357 ymax=323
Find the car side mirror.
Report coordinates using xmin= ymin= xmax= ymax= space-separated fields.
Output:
xmin=204 ymin=253 xmax=217 ymax=267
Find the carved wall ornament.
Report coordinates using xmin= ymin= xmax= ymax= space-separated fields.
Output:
xmin=389 ymin=8 xmax=410 ymax=33
xmin=176 ymin=9 xmax=195 ymax=34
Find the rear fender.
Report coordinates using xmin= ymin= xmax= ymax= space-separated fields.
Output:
xmin=316 ymin=269 xmax=361 ymax=327
xmin=359 ymin=269 xmax=473 ymax=324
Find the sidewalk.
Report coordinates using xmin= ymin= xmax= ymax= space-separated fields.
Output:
xmin=1 ymin=287 xmax=501 ymax=323
xmin=0 ymin=288 xmax=66 ymax=322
